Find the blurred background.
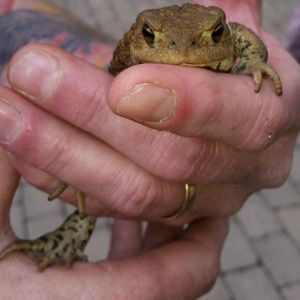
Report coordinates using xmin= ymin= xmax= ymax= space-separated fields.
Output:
xmin=10 ymin=1 xmax=300 ymax=299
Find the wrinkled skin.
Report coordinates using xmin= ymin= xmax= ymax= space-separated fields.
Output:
xmin=0 ymin=0 xmax=299 ymax=299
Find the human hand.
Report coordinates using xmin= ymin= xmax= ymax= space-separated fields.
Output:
xmin=0 ymin=148 xmax=228 ymax=299
xmin=1 ymin=1 xmax=299 ymax=224
xmin=1 ymin=0 xmax=300 ymax=225
xmin=107 ymin=0 xmax=300 ymax=219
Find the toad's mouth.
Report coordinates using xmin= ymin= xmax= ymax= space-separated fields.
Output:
xmin=137 ymin=58 xmax=227 ymax=67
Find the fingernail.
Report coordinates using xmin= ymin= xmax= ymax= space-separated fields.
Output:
xmin=117 ymin=83 xmax=176 ymax=122
xmin=0 ymin=99 xmax=23 ymax=143
xmin=9 ymin=50 xmax=62 ymax=101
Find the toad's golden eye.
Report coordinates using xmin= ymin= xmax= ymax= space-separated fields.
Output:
xmin=142 ymin=24 xmax=155 ymax=45
xmin=212 ymin=23 xmax=224 ymax=44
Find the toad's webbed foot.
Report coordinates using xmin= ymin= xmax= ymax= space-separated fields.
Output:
xmin=48 ymin=181 xmax=86 ymax=218
xmin=230 ymin=22 xmax=282 ymax=96
xmin=0 ymin=210 xmax=97 ymax=272
xmin=233 ymin=61 xmax=282 ymax=96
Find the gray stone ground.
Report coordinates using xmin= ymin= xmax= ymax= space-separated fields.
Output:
xmin=9 ymin=1 xmax=300 ymax=299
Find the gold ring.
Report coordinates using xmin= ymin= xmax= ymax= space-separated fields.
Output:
xmin=163 ymin=183 xmax=196 ymax=221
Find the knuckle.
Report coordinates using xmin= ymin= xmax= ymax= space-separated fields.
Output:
xmin=111 ymin=172 xmax=158 ymax=217
xmin=72 ymin=82 xmax=109 ymax=131
xmin=162 ymin=145 xmax=203 ymax=182
xmin=23 ymin=132 xmax=71 ymax=175
xmin=146 ymin=133 xmax=204 ymax=182
xmin=151 ymin=137 xmax=217 ymax=183
xmin=8 ymin=155 xmax=54 ymax=191
xmin=22 ymin=169 xmax=46 ymax=188
xmin=176 ymin=139 xmax=225 ymax=183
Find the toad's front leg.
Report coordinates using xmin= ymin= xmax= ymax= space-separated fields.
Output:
xmin=230 ymin=22 xmax=282 ymax=96
xmin=0 ymin=210 xmax=97 ymax=271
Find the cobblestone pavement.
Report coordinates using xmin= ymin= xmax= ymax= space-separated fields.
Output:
xmin=9 ymin=1 xmax=300 ymax=299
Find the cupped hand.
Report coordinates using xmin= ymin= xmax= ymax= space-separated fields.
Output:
xmin=0 ymin=148 xmax=228 ymax=299
xmin=0 ymin=0 xmax=299 ymax=226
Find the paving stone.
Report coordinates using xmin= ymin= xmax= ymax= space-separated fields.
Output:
xmin=199 ymin=278 xmax=231 ymax=300
xmin=237 ymin=193 xmax=282 ymax=238
xmin=225 ymin=267 xmax=281 ymax=300
xmin=261 ymin=182 xmax=300 ymax=208
xmin=221 ymin=220 xmax=257 ymax=272
xmin=282 ymin=284 xmax=300 ymax=300
xmin=254 ymin=234 xmax=300 ymax=286
xmin=278 ymin=206 xmax=300 ymax=247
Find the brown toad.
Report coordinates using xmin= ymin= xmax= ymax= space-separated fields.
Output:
xmin=110 ymin=3 xmax=282 ymax=95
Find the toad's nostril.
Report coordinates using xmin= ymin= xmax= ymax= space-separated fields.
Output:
xmin=170 ymin=41 xmax=176 ymax=49
xmin=191 ymin=40 xmax=196 ymax=47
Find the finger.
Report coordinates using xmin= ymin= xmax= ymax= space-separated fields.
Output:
xmin=108 ymin=61 xmax=292 ymax=151
xmin=7 ymin=152 xmax=249 ymax=227
xmin=11 ymin=149 xmax=251 ymax=223
xmin=0 ymin=148 xmax=19 ymax=236
xmin=133 ymin=217 xmax=229 ymax=299
xmin=9 ymin=154 xmax=253 ymax=225
xmin=109 ymin=219 xmax=142 ymax=258
xmin=10 ymin=136 xmax=294 ymax=233
xmin=6 ymin=153 xmax=113 ymax=214
xmin=7 ymin=44 xmax=296 ymax=187
xmin=161 ymin=183 xmax=252 ymax=226
xmin=0 ymin=86 xmax=186 ymax=220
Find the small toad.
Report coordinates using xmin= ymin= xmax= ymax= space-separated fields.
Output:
xmin=110 ymin=3 xmax=282 ymax=95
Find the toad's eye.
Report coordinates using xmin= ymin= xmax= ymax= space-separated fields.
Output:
xmin=142 ymin=24 xmax=155 ymax=45
xmin=212 ymin=23 xmax=224 ymax=44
